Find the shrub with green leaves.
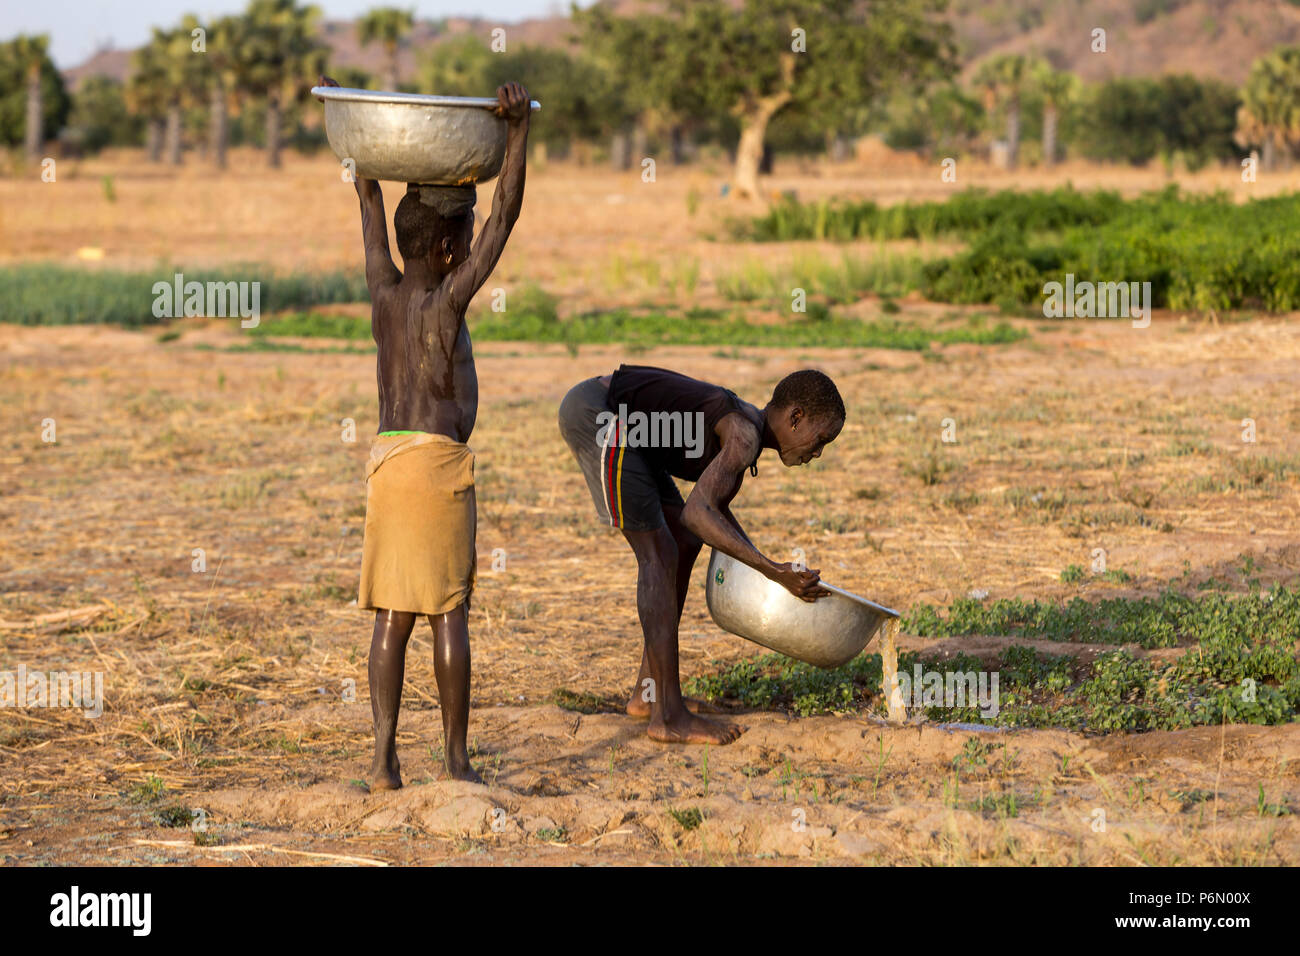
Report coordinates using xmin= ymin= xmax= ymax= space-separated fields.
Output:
xmin=690 ymin=586 xmax=1300 ymax=732
xmin=737 ymin=186 xmax=1300 ymax=315
xmin=903 ymin=586 xmax=1300 ymax=648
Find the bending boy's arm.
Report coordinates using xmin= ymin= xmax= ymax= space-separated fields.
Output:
xmin=682 ymin=416 xmax=828 ymax=602
xmin=442 ymin=82 xmax=530 ymax=315
xmin=720 ymin=502 xmax=753 ymax=547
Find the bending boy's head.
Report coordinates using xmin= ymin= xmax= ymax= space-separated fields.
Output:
xmin=394 ymin=185 xmax=476 ymax=273
xmin=766 ymin=369 xmax=845 ymax=467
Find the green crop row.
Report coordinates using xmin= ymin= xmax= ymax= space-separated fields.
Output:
xmin=734 ymin=186 xmax=1127 ymax=242
xmin=740 ymin=186 xmax=1300 ymax=314
xmin=688 ymin=587 xmax=1300 ymax=731
xmin=0 ymin=265 xmax=368 ymax=327
xmin=470 ymin=305 xmax=1025 ymax=351
xmin=903 ymin=586 xmax=1300 ymax=649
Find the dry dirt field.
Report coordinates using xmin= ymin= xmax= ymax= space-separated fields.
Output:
xmin=0 ymin=151 xmax=1297 ymax=865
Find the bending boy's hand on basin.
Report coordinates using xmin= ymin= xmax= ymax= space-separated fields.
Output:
xmin=767 ymin=562 xmax=830 ymax=602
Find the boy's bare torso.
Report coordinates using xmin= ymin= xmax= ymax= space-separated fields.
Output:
xmin=373 ymin=278 xmax=479 ymax=442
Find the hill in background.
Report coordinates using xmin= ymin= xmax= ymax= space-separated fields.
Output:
xmin=60 ymin=0 xmax=1300 ymax=90
xmin=950 ymin=0 xmax=1300 ymax=84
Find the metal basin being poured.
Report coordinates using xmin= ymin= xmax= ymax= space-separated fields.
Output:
xmin=704 ymin=549 xmax=899 ymax=669
xmin=311 ymin=86 xmax=541 ymax=185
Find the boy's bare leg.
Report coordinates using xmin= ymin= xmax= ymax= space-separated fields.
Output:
xmin=626 ymin=503 xmax=715 ymax=718
xmin=623 ymin=525 xmax=743 ymax=745
xmin=428 ymin=603 xmax=482 ymax=782
xmin=369 ymin=609 xmax=417 ymax=790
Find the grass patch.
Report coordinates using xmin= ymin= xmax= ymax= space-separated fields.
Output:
xmin=0 ymin=265 xmax=368 ymax=327
xmin=904 ymin=586 xmax=1300 ymax=648
xmin=717 ymin=250 xmax=929 ymax=304
xmin=126 ymin=774 xmax=167 ymax=804
xmin=154 ymin=805 xmax=196 ymax=828
xmin=472 ymin=306 xmax=1026 ymax=351
xmin=549 ymin=688 xmax=619 ymax=714
xmin=668 ymin=807 xmax=704 ymax=830
xmin=1060 ymin=564 xmax=1086 ymax=584
xmin=248 ymin=311 xmax=371 ymax=340
xmin=689 ymin=587 xmax=1300 ymax=731
xmin=734 ymin=186 xmax=1124 ymax=243
xmin=737 ymin=186 xmax=1300 ymax=314
xmin=685 ymin=652 xmax=884 ymax=717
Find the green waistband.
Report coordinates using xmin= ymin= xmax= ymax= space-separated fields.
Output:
xmin=378 ymin=430 xmax=427 ymax=436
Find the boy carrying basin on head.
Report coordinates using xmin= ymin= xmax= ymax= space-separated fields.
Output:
xmin=318 ymin=76 xmax=531 ymax=788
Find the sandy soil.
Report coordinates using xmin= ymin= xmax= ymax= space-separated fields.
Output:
xmin=1 ymin=154 xmax=1298 ymax=865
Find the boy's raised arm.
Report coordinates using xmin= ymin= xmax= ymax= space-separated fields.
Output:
xmin=355 ymin=177 xmax=401 ymax=292
xmin=318 ymin=76 xmax=400 ymax=296
xmin=441 ymin=82 xmax=531 ymax=314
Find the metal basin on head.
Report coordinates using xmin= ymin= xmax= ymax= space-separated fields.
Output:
xmin=312 ymin=86 xmax=541 ymax=185
xmin=705 ymin=549 xmax=899 ymax=669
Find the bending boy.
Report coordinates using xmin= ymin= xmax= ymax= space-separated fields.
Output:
xmin=558 ymin=365 xmax=844 ymax=745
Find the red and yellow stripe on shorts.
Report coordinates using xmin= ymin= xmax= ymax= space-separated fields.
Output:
xmin=600 ymin=419 xmax=625 ymax=527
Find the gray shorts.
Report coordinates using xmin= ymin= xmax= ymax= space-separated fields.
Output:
xmin=557 ymin=377 xmax=683 ymax=532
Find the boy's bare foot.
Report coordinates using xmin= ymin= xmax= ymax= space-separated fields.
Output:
xmin=444 ymin=759 xmax=484 ymax=784
xmin=370 ymin=754 xmax=403 ymax=791
xmin=625 ymin=695 xmax=718 ymax=719
xmin=648 ymin=711 xmax=744 ymax=745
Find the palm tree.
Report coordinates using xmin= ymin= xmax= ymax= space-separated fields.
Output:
xmin=241 ymin=0 xmax=325 ymax=168
xmin=126 ymin=34 xmax=169 ymax=162
xmin=12 ymin=35 xmax=50 ymax=159
xmin=207 ymin=15 xmax=245 ymax=169
xmin=1034 ymin=63 xmax=1077 ymax=167
xmin=1237 ymin=46 xmax=1300 ymax=171
xmin=358 ymin=7 xmax=414 ymax=91
xmin=974 ymin=53 xmax=1029 ymax=169
xmin=157 ymin=17 xmax=213 ymax=166
xmin=139 ymin=26 xmax=204 ymax=166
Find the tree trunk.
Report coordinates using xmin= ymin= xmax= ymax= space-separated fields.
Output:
xmin=147 ymin=119 xmax=163 ymax=162
xmin=631 ymin=122 xmax=647 ymax=165
xmin=386 ymin=47 xmax=399 ymax=91
xmin=823 ymin=130 xmax=852 ymax=163
xmin=1005 ymin=99 xmax=1020 ymax=169
xmin=1262 ymin=137 xmax=1277 ymax=172
xmin=166 ymin=102 xmax=183 ymax=165
xmin=1042 ymin=103 xmax=1058 ymax=167
xmin=609 ymin=129 xmax=630 ymax=170
xmin=730 ymin=54 xmax=794 ymax=199
xmin=267 ymin=89 xmax=282 ymax=168
xmin=734 ymin=100 xmax=786 ymax=198
xmin=24 ymin=68 xmax=42 ymax=159
xmin=211 ymin=82 xmax=228 ymax=170
xmin=669 ymin=124 xmax=685 ymax=164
